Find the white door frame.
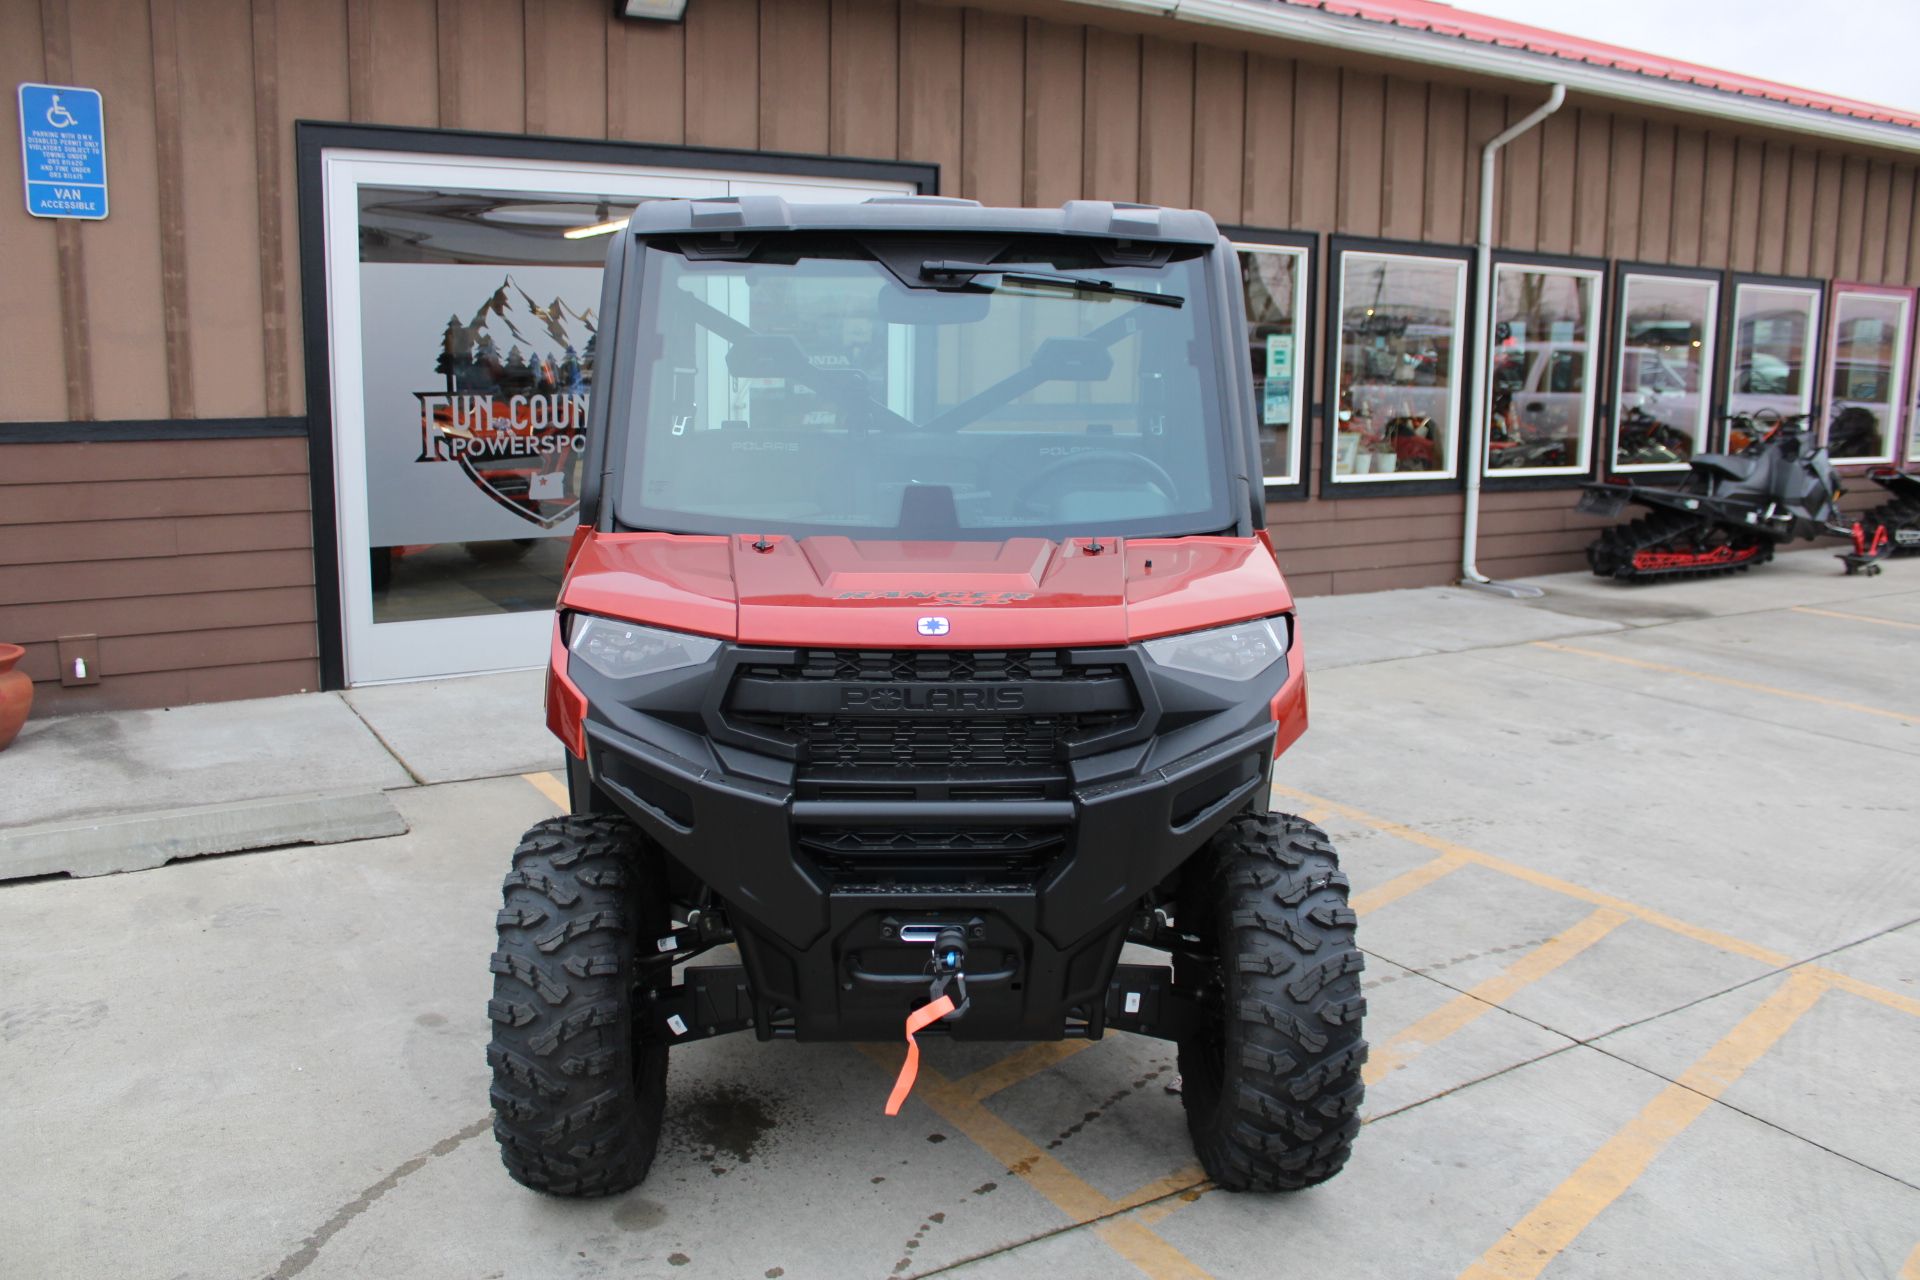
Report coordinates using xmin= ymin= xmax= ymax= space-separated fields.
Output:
xmin=320 ymin=148 xmax=911 ymax=686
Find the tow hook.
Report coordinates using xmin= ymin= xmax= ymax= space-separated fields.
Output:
xmin=926 ymin=926 xmax=972 ymax=1020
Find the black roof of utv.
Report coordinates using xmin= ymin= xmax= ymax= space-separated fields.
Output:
xmin=623 ymin=195 xmax=1222 ymax=245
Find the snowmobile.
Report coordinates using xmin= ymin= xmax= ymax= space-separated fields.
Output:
xmin=1579 ymin=411 xmax=1890 ymax=581
xmin=1860 ymin=465 xmax=1920 ymax=556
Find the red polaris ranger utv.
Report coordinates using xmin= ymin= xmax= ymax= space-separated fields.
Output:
xmin=488 ymin=196 xmax=1365 ymax=1197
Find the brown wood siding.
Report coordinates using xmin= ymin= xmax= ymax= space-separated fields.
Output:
xmin=7 ymin=0 xmax=1920 ymax=719
xmin=0 ymin=438 xmax=318 ymax=713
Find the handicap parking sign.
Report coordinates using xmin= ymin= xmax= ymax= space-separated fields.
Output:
xmin=18 ymin=83 xmax=108 ymax=220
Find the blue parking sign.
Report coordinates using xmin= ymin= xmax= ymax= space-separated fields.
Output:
xmin=18 ymin=83 xmax=108 ymax=220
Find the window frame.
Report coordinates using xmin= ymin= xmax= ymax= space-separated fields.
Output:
xmin=1222 ymin=227 xmax=1317 ymax=500
xmin=1718 ymin=272 xmax=1825 ymax=451
xmin=1605 ymin=261 xmax=1722 ymax=477
xmin=1480 ymin=249 xmax=1608 ymax=485
xmin=1320 ymin=236 xmax=1475 ymax=498
xmin=1822 ymin=281 xmax=1915 ymax=467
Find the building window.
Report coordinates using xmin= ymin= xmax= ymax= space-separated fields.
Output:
xmin=1235 ymin=241 xmax=1310 ymax=486
xmin=1611 ymin=272 xmax=1718 ymax=470
xmin=1331 ymin=250 xmax=1468 ymax=482
xmin=1825 ymin=285 xmax=1912 ymax=464
xmin=1726 ymin=283 xmax=1821 ymax=448
xmin=1485 ymin=262 xmax=1602 ymax=476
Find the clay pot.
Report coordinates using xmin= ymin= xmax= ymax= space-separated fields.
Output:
xmin=0 ymin=643 xmax=31 ymax=752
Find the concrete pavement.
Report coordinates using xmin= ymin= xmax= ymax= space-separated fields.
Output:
xmin=1 ymin=549 xmax=1916 ymax=1279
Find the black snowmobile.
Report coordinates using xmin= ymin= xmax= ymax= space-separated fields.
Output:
xmin=1859 ymin=466 xmax=1920 ymax=557
xmin=1580 ymin=411 xmax=1892 ymax=581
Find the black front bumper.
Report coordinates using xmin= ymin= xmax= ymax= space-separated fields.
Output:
xmin=569 ymin=639 xmax=1286 ymax=1041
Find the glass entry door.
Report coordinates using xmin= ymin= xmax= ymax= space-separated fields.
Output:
xmin=321 ymin=150 xmax=910 ymax=685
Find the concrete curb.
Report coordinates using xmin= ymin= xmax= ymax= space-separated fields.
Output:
xmin=0 ymin=790 xmax=410 ymax=882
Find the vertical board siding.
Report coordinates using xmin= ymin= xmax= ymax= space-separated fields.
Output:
xmin=273 ymin=0 xmax=351 ymax=419
xmin=1699 ymin=133 xmax=1736 ymax=267
xmin=1535 ymin=108 xmax=1576 ymax=255
xmin=178 ymin=0 xmax=268 ymax=418
xmin=1668 ymin=127 xmax=1704 ymax=265
xmin=1191 ymin=44 xmax=1246 ymax=222
xmin=1860 ymin=160 xmax=1892 ymax=283
xmin=830 ymin=0 xmax=899 ymax=160
xmin=1379 ymin=76 xmax=1425 ymax=242
xmin=1137 ymin=37 xmax=1195 ymax=209
xmin=1421 ymin=83 xmax=1466 ymax=244
xmin=1022 ymin=18 xmax=1085 ymax=208
xmin=607 ymin=9 xmax=685 ymax=144
xmin=1886 ymin=166 xmax=1915 ymax=285
xmin=1079 ymin=27 xmax=1139 ymax=202
xmin=1462 ymin=91 xmax=1508 ymax=241
xmin=1336 ymin=70 xmax=1384 ymax=238
xmin=1755 ymin=141 xmax=1791 ymax=276
xmin=1809 ymin=151 xmax=1844 ymax=278
xmin=528 ymin=0 xmax=607 ymax=139
xmin=684 ymin=0 xmax=758 ymax=148
xmin=1637 ymin=121 xmax=1674 ymax=262
xmin=1570 ymin=108 xmax=1610 ymax=258
xmin=1501 ymin=98 xmax=1541 ymax=251
xmin=960 ymin=9 xmax=1023 ymax=206
xmin=444 ymin=0 xmax=524 ymax=133
xmin=1242 ymin=53 xmax=1294 ymax=227
xmin=1728 ymin=136 xmax=1763 ymax=272
xmin=69 ymin=0 xmax=170 ymax=421
xmin=1291 ymin=61 xmax=1340 ymax=231
xmin=898 ymin=3 xmax=961 ymax=192
xmin=1835 ymin=154 xmax=1869 ymax=280
xmin=1783 ymin=146 xmax=1819 ymax=277
xmin=759 ymin=0 xmax=830 ymax=154
xmin=1605 ymin=116 xmax=1643 ymax=259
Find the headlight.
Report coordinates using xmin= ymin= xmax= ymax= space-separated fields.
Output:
xmin=568 ymin=615 xmax=720 ymax=680
xmin=1143 ymin=617 xmax=1288 ymax=681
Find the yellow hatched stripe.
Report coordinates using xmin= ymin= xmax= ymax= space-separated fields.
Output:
xmin=857 ymin=1046 xmax=1215 ymax=1280
xmin=1531 ymin=641 xmax=1917 ymax=724
xmin=1365 ymin=908 xmax=1629 ymax=1085
xmin=523 ymin=771 xmax=569 ymax=809
xmin=1458 ymin=970 xmax=1830 ymax=1280
xmin=1791 ymin=605 xmax=1920 ymax=631
xmin=1352 ymin=853 xmax=1468 ymax=917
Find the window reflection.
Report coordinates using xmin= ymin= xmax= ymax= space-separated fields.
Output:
xmin=1333 ymin=252 xmax=1467 ymax=480
xmin=1613 ymin=274 xmax=1717 ymax=469
xmin=1487 ymin=265 xmax=1599 ymax=474
xmin=1726 ymin=285 xmax=1819 ymax=444
xmin=1238 ymin=245 xmax=1307 ymax=485
xmin=1826 ymin=289 xmax=1911 ymax=463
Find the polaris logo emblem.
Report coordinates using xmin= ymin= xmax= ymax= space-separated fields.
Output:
xmin=840 ymin=686 xmax=1026 ymax=712
xmin=917 ymin=616 xmax=950 ymax=636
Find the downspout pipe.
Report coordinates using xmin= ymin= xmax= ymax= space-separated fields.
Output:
xmin=1461 ymin=83 xmax=1566 ymax=597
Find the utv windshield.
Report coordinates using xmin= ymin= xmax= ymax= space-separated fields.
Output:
xmin=615 ymin=237 xmax=1232 ymax=539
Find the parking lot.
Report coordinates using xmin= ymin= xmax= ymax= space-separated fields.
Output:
xmin=3 ymin=552 xmax=1917 ymax=1280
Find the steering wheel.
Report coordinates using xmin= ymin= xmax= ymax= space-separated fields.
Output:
xmin=1014 ymin=449 xmax=1180 ymax=514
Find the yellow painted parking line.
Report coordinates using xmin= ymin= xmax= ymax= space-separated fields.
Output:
xmin=1531 ymin=641 xmax=1917 ymax=724
xmin=1813 ymin=968 xmax=1920 ymax=1020
xmin=857 ymin=1045 xmax=1215 ymax=1280
xmin=956 ymin=1039 xmax=1097 ymax=1101
xmin=1792 ymin=605 xmax=1920 ymax=631
xmin=1901 ymin=1239 xmax=1920 ymax=1280
xmin=523 ymin=771 xmax=569 ymax=809
xmin=1459 ymin=970 xmax=1830 ymax=1280
xmin=1365 ymin=908 xmax=1629 ymax=1085
xmin=1275 ymin=784 xmax=1920 ymax=1020
xmin=1127 ymin=1169 xmax=1211 ymax=1227
xmin=1353 ymin=853 xmax=1468 ymax=917
xmin=1273 ymin=784 xmax=1795 ymax=968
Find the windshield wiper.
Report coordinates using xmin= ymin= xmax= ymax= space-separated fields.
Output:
xmin=920 ymin=260 xmax=1185 ymax=308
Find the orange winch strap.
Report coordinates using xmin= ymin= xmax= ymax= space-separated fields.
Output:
xmin=883 ymin=995 xmax=957 ymax=1116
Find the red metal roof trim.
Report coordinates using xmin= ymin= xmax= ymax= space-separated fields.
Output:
xmin=1271 ymin=0 xmax=1920 ymax=130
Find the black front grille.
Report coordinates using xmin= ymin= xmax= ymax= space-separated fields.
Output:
xmin=797 ymin=826 xmax=1066 ymax=886
xmin=726 ymin=647 xmax=1137 ymax=775
xmin=737 ymin=648 xmax=1124 ymax=684
xmin=765 ymin=713 xmax=1102 ymax=770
